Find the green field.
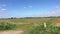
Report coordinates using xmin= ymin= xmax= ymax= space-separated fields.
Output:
xmin=0 ymin=17 xmax=60 ymax=34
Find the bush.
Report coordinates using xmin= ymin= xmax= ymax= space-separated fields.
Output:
xmin=24 ymin=23 xmax=60 ymax=34
xmin=0 ymin=22 xmax=16 ymax=30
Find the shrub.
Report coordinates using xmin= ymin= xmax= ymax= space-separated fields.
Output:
xmin=0 ymin=22 xmax=16 ymax=30
xmin=24 ymin=23 xmax=60 ymax=34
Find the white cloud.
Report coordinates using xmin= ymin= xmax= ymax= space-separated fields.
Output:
xmin=23 ymin=5 xmax=32 ymax=9
xmin=0 ymin=4 xmax=7 ymax=11
xmin=0 ymin=7 xmax=1 ymax=8
xmin=24 ymin=7 xmax=26 ymax=8
xmin=0 ymin=5 xmax=2 ymax=8
xmin=42 ymin=6 xmax=60 ymax=17
xmin=29 ymin=6 xmax=32 ymax=8
xmin=2 ymin=4 xmax=7 ymax=7
xmin=1 ymin=8 xmax=7 ymax=11
xmin=55 ymin=5 xmax=59 ymax=9
xmin=44 ymin=11 xmax=56 ymax=16
xmin=0 ymin=4 xmax=7 ymax=9
xmin=37 ymin=5 xmax=60 ymax=17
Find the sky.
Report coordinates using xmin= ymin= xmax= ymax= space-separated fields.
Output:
xmin=0 ymin=0 xmax=60 ymax=18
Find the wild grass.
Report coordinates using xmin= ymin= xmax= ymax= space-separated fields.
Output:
xmin=0 ymin=18 xmax=60 ymax=34
xmin=0 ymin=22 xmax=31 ymax=30
xmin=24 ymin=22 xmax=60 ymax=34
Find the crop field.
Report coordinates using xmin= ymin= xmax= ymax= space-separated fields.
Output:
xmin=0 ymin=17 xmax=60 ymax=34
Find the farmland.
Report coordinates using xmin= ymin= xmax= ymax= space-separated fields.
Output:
xmin=0 ymin=17 xmax=60 ymax=34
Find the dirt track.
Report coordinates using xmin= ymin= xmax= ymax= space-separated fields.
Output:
xmin=0 ymin=30 xmax=24 ymax=34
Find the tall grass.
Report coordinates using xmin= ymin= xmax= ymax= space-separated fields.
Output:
xmin=0 ymin=22 xmax=16 ymax=30
xmin=24 ymin=22 xmax=60 ymax=34
xmin=0 ymin=22 xmax=31 ymax=30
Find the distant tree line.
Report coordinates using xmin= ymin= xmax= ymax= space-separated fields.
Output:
xmin=8 ymin=17 xmax=17 ymax=19
xmin=6 ymin=16 xmax=60 ymax=19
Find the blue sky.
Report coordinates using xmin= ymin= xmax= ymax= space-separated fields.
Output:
xmin=0 ymin=0 xmax=60 ymax=18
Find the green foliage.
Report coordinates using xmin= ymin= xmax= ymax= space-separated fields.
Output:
xmin=0 ymin=22 xmax=31 ymax=30
xmin=0 ymin=22 xmax=16 ymax=30
xmin=24 ymin=23 xmax=60 ymax=34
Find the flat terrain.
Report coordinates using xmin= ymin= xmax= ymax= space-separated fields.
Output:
xmin=0 ymin=18 xmax=60 ymax=23
xmin=0 ymin=17 xmax=60 ymax=34
xmin=0 ymin=30 xmax=24 ymax=34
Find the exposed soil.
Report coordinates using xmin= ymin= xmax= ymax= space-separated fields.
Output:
xmin=55 ymin=18 xmax=60 ymax=23
xmin=0 ymin=30 xmax=24 ymax=34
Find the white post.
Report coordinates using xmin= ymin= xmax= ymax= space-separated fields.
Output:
xmin=44 ymin=22 xmax=46 ymax=28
